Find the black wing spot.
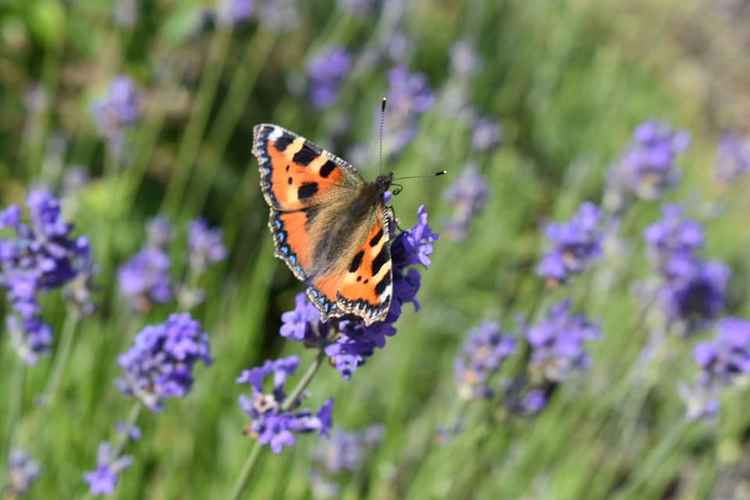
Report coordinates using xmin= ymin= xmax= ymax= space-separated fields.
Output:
xmin=298 ymin=182 xmax=319 ymax=199
xmin=293 ymin=144 xmax=319 ymax=166
xmin=349 ymin=250 xmax=365 ymax=273
xmin=285 ymin=164 xmax=290 ymax=172
xmin=371 ymin=246 xmax=390 ymax=276
xmin=356 ymin=276 xmax=362 ymax=282
xmin=363 ymin=279 xmax=369 ymax=284
xmin=369 ymin=229 xmax=384 ymax=247
xmin=287 ymin=177 xmax=293 ymax=185
xmin=319 ymin=160 xmax=337 ymax=178
xmin=275 ymin=132 xmax=295 ymax=151
xmin=375 ymin=273 xmax=392 ymax=295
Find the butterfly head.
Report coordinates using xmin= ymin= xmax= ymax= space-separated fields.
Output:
xmin=376 ymin=172 xmax=397 ymax=199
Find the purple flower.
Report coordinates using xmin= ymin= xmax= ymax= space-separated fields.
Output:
xmin=115 ymin=422 xmax=142 ymax=442
xmin=237 ymin=356 xmax=333 ymax=453
xmin=644 ymin=205 xmax=704 ymax=266
xmin=527 ymin=300 xmax=601 ymax=382
xmin=682 ymin=318 xmax=750 ymax=419
xmin=471 ymin=117 xmax=502 ymax=153
xmin=715 ymin=131 xmax=750 ymax=183
xmin=306 ymin=47 xmax=352 ymax=109
xmin=606 ymin=121 xmax=690 ymax=208
xmin=443 ymin=164 xmax=489 ymax=241
xmin=84 ymin=442 xmax=132 ymax=496
xmin=279 ymin=206 xmax=438 ymax=379
xmin=256 ymin=0 xmax=299 ymax=33
xmin=146 ymin=216 xmax=172 ymax=249
xmin=7 ymin=449 xmax=41 ymax=496
xmin=217 ymin=0 xmax=253 ymax=25
xmin=383 ymin=66 xmax=434 ymax=157
xmin=117 ymin=313 xmax=212 ymax=411
xmin=454 ymin=321 xmax=516 ymax=400
xmin=118 ymin=248 xmax=172 ymax=312
xmin=659 ymin=256 xmax=729 ymax=327
xmin=536 ymin=202 xmax=603 ymax=284
xmin=188 ymin=218 xmax=227 ymax=274
xmin=521 ymin=389 xmax=548 ymax=415
xmin=91 ymin=76 xmax=142 ymax=153
xmin=0 ymin=190 xmax=91 ymax=363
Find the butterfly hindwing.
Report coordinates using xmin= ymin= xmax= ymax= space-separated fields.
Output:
xmin=253 ymin=123 xmax=363 ymax=211
xmin=307 ymin=206 xmax=393 ymax=325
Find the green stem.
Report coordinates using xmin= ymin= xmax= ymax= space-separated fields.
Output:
xmin=38 ymin=311 xmax=80 ymax=407
xmin=4 ymin=361 xmax=25 ymax=453
xmin=227 ymin=348 xmax=327 ymax=500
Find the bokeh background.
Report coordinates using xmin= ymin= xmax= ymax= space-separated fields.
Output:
xmin=2 ymin=0 xmax=750 ymax=498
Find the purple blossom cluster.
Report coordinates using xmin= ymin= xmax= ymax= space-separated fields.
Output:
xmin=306 ymin=47 xmax=352 ymax=109
xmin=310 ymin=425 xmax=384 ymax=499
xmin=117 ymin=313 xmax=212 ymax=411
xmin=682 ymin=318 xmax=750 ymax=420
xmin=118 ymin=217 xmax=226 ymax=312
xmin=0 ymin=190 xmax=91 ymax=364
xmin=84 ymin=442 xmax=133 ymax=496
xmin=526 ymin=300 xmax=601 ymax=382
xmin=383 ymin=66 xmax=434 ymax=157
xmin=443 ymin=164 xmax=489 ymax=241
xmin=606 ymin=121 xmax=690 ymax=209
xmin=280 ymin=205 xmax=438 ymax=379
xmin=645 ymin=205 xmax=729 ymax=329
xmin=536 ymin=202 xmax=603 ymax=284
xmin=454 ymin=321 xmax=516 ymax=400
xmin=715 ymin=131 xmax=750 ymax=183
xmin=91 ymin=76 xmax=142 ymax=154
xmin=7 ymin=449 xmax=41 ymax=497
xmin=450 ymin=40 xmax=483 ymax=79
xmin=237 ymin=356 xmax=333 ymax=453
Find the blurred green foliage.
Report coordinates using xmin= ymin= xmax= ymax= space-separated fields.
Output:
xmin=1 ymin=0 xmax=750 ymax=498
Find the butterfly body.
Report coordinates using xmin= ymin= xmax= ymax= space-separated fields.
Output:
xmin=252 ymin=124 xmax=394 ymax=325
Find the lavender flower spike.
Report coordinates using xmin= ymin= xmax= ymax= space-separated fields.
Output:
xmin=117 ymin=247 xmax=172 ymax=312
xmin=91 ymin=76 xmax=142 ymax=154
xmin=454 ymin=321 xmax=516 ymax=400
xmin=715 ymin=131 xmax=750 ymax=184
xmin=117 ymin=313 xmax=212 ymax=411
xmin=188 ymin=218 xmax=227 ymax=275
xmin=443 ymin=163 xmax=489 ymax=241
xmin=306 ymin=47 xmax=352 ymax=109
xmin=383 ymin=66 xmax=434 ymax=157
xmin=536 ymin=202 xmax=603 ymax=284
xmin=527 ymin=300 xmax=601 ymax=382
xmin=7 ymin=449 xmax=41 ymax=496
xmin=84 ymin=442 xmax=133 ymax=496
xmin=237 ymin=356 xmax=333 ymax=453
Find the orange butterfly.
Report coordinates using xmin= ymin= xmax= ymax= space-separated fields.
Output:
xmin=252 ymin=124 xmax=394 ymax=326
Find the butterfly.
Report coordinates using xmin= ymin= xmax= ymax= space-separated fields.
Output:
xmin=252 ymin=123 xmax=395 ymax=326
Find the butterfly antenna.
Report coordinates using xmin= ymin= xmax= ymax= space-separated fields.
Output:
xmin=393 ymin=170 xmax=448 ymax=181
xmin=379 ymin=97 xmax=387 ymax=174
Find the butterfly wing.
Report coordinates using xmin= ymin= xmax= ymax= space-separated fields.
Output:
xmin=307 ymin=204 xmax=393 ymax=326
xmin=253 ymin=123 xmax=363 ymax=282
xmin=253 ymin=123 xmax=364 ymax=211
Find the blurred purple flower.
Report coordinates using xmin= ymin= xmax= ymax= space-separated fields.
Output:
xmin=217 ymin=0 xmax=254 ymax=25
xmin=471 ymin=117 xmax=502 ymax=153
xmin=682 ymin=318 xmax=750 ymax=419
xmin=256 ymin=0 xmax=299 ymax=33
xmin=118 ymin=248 xmax=172 ymax=312
xmin=606 ymin=121 xmax=689 ymax=208
xmin=237 ymin=356 xmax=333 ymax=453
xmin=527 ymin=300 xmax=601 ymax=382
xmin=715 ymin=131 xmax=750 ymax=183
xmin=644 ymin=205 xmax=704 ymax=266
xmin=383 ymin=66 xmax=434 ymax=157
xmin=536 ymin=202 xmax=603 ymax=284
xmin=659 ymin=256 xmax=729 ymax=327
xmin=443 ymin=163 xmax=489 ymax=241
xmin=0 ymin=190 xmax=91 ymax=363
xmin=115 ymin=421 xmax=142 ymax=442
xmin=306 ymin=47 xmax=352 ymax=109
xmin=117 ymin=313 xmax=212 ymax=411
xmin=454 ymin=321 xmax=516 ymax=400
xmin=521 ymin=389 xmax=548 ymax=415
xmin=188 ymin=218 xmax=226 ymax=274
xmin=281 ymin=293 xmax=330 ymax=343
xmin=91 ymin=76 xmax=142 ymax=154
xmin=7 ymin=449 xmax=41 ymax=497
xmin=83 ymin=442 xmax=132 ymax=496
xmin=338 ymin=0 xmax=377 ymax=16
